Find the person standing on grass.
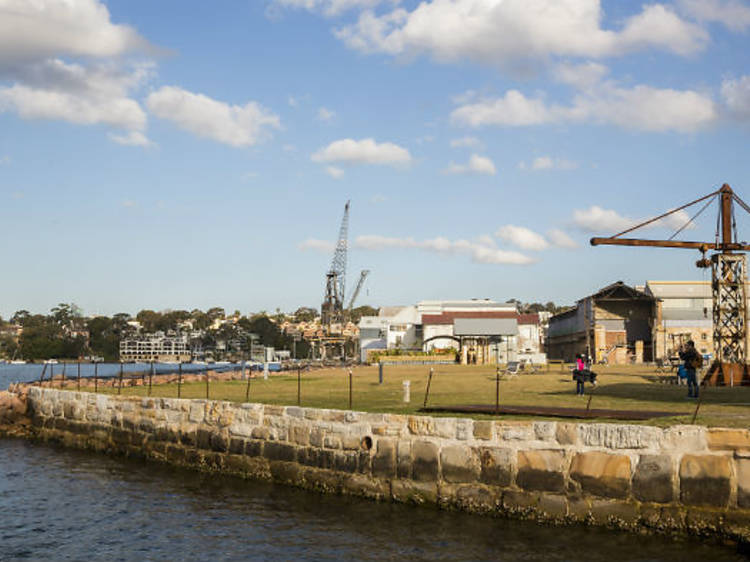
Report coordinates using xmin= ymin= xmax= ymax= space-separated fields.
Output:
xmin=574 ymin=354 xmax=585 ymax=396
xmin=679 ymin=340 xmax=702 ymax=399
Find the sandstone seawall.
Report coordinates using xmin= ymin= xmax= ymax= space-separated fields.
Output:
xmin=5 ymin=387 xmax=750 ymax=545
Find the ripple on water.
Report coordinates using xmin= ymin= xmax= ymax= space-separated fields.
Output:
xmin=0 ymin=439 xmax=744 ymax=561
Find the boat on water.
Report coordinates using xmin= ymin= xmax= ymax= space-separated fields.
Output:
xmin=44 ymin=359 xmax=59 ymax=364
xmin=9 ymin=360 xmax=26 ymax=365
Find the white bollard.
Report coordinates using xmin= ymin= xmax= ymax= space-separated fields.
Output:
xmin=263 ymin=363 xmax=269 ymax=380
xmin=402 ymin=380 xmax=411 ymax=403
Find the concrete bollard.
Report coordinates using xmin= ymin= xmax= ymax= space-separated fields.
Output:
xmin=402 ymin=380 xmax=411 ymax=403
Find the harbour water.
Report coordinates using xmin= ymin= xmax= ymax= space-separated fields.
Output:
xmin=0 ymin=439 xmax=743 ymax=561
xmin=0 ymin=362 xmax=241 ymax=391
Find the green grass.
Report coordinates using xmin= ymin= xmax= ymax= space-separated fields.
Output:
xmin=93 ymin=363 xmax=750 ymax=428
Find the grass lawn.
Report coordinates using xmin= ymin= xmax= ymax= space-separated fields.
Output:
xmin=95 ymin=363 xmax=750 ymax=428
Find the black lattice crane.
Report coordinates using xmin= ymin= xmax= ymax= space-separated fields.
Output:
xmin=591 ymin=184 xmax=750 ymax=386
xmin=321 ymin=201 xmax=350 ymax=327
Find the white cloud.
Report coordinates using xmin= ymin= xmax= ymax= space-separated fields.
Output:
xmin=108 ymin=130 xmax=153 ymax=147
xmin=573 ymin=206 xmax=696 ymax=233
xmin=444 ymin=154 xmax=496 ymax=175
xmin=311 ymin=138 xmax=412 ymax=166
xmin=450 ymin=136 xmax=481 ymax=148
xmin=325 ymin=165 xmax=345 ymax=179
xmin=721 ymin=76 xmax=750 ymax=120
xmin=553 ymin=61 xmax=609 ymax=89
xmin=288 ymin=95 xmax=299 ymax=108
xmin=355 ymin=234 xmax=533 ymax=265
xmin=0 ymin=0 xmax=149 ymax=66
xmin=547 ymin=228 xmax=579 ymax=249
xmin=121 ymin=199 xmax=137 ymax=208
xmin=146 ymin=86 xmax=281 ymax=147
xmin=335 ymin=1 xmax=707 ymax=65
xmin=521 ymin=156 xmax=578 ymax=170
xmin=370 ymin=194 xmax=387 ymax=204
xmin=317 ymin=106 xmax=336 ymax=121
xmin=0 ymin=59 xmax=150 ymax=134
xmin=452 ymin=83 xmax=716 ymax=133
xmin=0 ymin=155 xmax=10 ymax=165
xmin=269 ymin=0 xmax=397 ymax=17
xmin=298 ymin=238 xmax=336 ymax=253
xmin=677 ymin=0 xmax=750 ymax=32
xmin=495 ymin=225 xmax=549 ymax=251
xmin=11 ymin=191 xmax=23 ymax=200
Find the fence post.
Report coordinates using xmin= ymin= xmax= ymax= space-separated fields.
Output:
xmin=379 ymin=362 xmax=383 ymax=384
xmin=77 ymin=362 xmax=81 ymax=391
xmin=38 ymin=363 xmax=48 ymax=385
xmin=297 ymin=366 xmax=301 ymax=406
xmin=423 ymin=367 xmax=434 ymax=408
xmin=118 ymin=362 xmax=123 ymax=395
xmin=61 ymin=362 xmax=66 ymax=387
xmin=94 ymin=362 xmax=98 ymax=392
xmin=348 ymin=369 xmax=353 ymax=410
xmin=148 ymin=361 xmax=153 ymax=396
xmin=205 ymin=368 xmax=210 ymax=400
xmin=495 ymin=365 xmax=500 ymax=414
xmin=245 ymin=368 xmax=252 ymax=402
xmin=178 ymin=362 xmax=182 ymax=399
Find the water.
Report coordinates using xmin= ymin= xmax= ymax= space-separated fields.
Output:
xmin=0 ymin=362 xmax=244 ymax=391
xmin=0 ymin=440 xmax=743 ymax=561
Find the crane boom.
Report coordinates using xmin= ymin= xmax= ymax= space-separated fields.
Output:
xmin=347 ymin=269 xmax=370 ymax=312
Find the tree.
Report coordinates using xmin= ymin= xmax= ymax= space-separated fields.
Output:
xmin=11 ymin=310 xmax=30 ymax=325
xmin=294 ymin=307 xmax=318 ymax=322
xmin=350 ymin=305 xmax=378 ymax=323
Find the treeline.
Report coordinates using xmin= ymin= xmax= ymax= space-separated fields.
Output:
xmin=0 ymin=304 xmax=317 ymax=361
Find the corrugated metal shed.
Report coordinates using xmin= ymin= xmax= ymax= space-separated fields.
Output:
xmin=453 ymin=318 xmax=518 ymax=336
xmin=646 ymin=281 xmax=711 ymax=299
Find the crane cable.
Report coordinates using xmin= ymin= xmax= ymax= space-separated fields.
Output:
xmin=668 ymin=194 xmax=716 ymax=241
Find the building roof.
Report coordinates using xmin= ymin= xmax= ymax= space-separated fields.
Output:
xmin=422 ymin=311 xmax=517 ymax=325
xmin=645 ymin=280 xmax=711 ymax=299
xmin=422 ymin=311 xmax=539 ymax=326
xmin=577 ymin=281 xmax=655 ymax=303
xmin=453 ymin=318 xmax=519 ymax=336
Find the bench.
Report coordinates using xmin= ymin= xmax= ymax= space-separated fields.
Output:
xmin=501 ymin=361 xmax=520 ymax=380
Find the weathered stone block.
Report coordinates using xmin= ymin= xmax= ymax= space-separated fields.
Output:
xmin=556 ymin=423 xmax=578 ymax=445
xmin=391 ymin=479 xmax=437 ymax=505
xmin=589 ymin=499 xmax=639 ymax=527
xmin=516 ymin=450 xmax=565 ymax=492
xmin=707 ymin=429 xmax=750 ymax=452
xmin=229 ymin=437 xmax=246 ymax=455
xmin=209 ymin=431 xmax=228 ymax=452
xmin=502 ymin=490 xmax=539 ymax=511
xmin=334 ymin=451 xmax=358 ymax=473
xmin=736 ymin=457 xmax=750 ymax=508
xmin=579 ymin=424 xmax=661 ymax=450
xmin=412 ymin=440 xmax=439 ymax=482
xmin=188 ymin=402 xmax=205 ymax=423
xmin=290 ymin=425 xmax=310 ymax=446
xmin=478 ymin=447 xmax=512 ymax=487
xmin=397 ymin=440 xmax=411 ymax=479
xmin=372 ymin=438 xmax=396 ymax=478
xmin=473 ymin=421 xmax=493 ymax=440
xmin=264 ymin=442 xmax=297 ymax=463
xmin=496 ymin=421 xmax=534 ymax=441
xmin=679 ymin=454 xmax=731 ymax=507
xmin=441 ymin=445 xmax=480 ymax=483
xmin=570 ymin=452 xmax=631 ymax=499
xmin=534 ymin=422 xmax=556 ymax=442
xmin=633 ymin=454 xmax=674 ymax=503
xmin=456 ymin=419 xmax=473 ymax=441
xmin=538 ymin=494 xmax=567 ymax=518
xmin=443 ymin=484 xmax=499 ymax=513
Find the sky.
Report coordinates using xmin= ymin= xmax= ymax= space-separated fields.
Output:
xmin=1 ymin=0 xmax=750 ymax=318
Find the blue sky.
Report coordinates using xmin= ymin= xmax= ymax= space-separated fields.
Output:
xmin=1 ymin=0 xmax=749 ymax=317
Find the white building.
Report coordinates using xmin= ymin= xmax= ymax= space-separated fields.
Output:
xmin=358 ymin=299 xmax=546 ymax=364
xmin=119 ymin=332 xmax=191 ymax=362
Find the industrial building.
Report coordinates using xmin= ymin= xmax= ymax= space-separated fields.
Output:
xmin=547 ymin=279 xmax=750 ymax=364
xmin=359 ymin=299 xmax=547 ymax=364
xmin=546 ymin=282 xmax=656 ymax=364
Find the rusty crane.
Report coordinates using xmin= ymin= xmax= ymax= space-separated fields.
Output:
xmin=591 ymin=184 xmax=750 ymax=386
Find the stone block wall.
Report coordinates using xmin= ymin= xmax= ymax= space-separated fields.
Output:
xmin=22 ymin=387 xmax=750 ymax=542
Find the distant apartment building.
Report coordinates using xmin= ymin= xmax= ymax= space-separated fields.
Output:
xmin=119 ymin=332 xmax=191 ymax=362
